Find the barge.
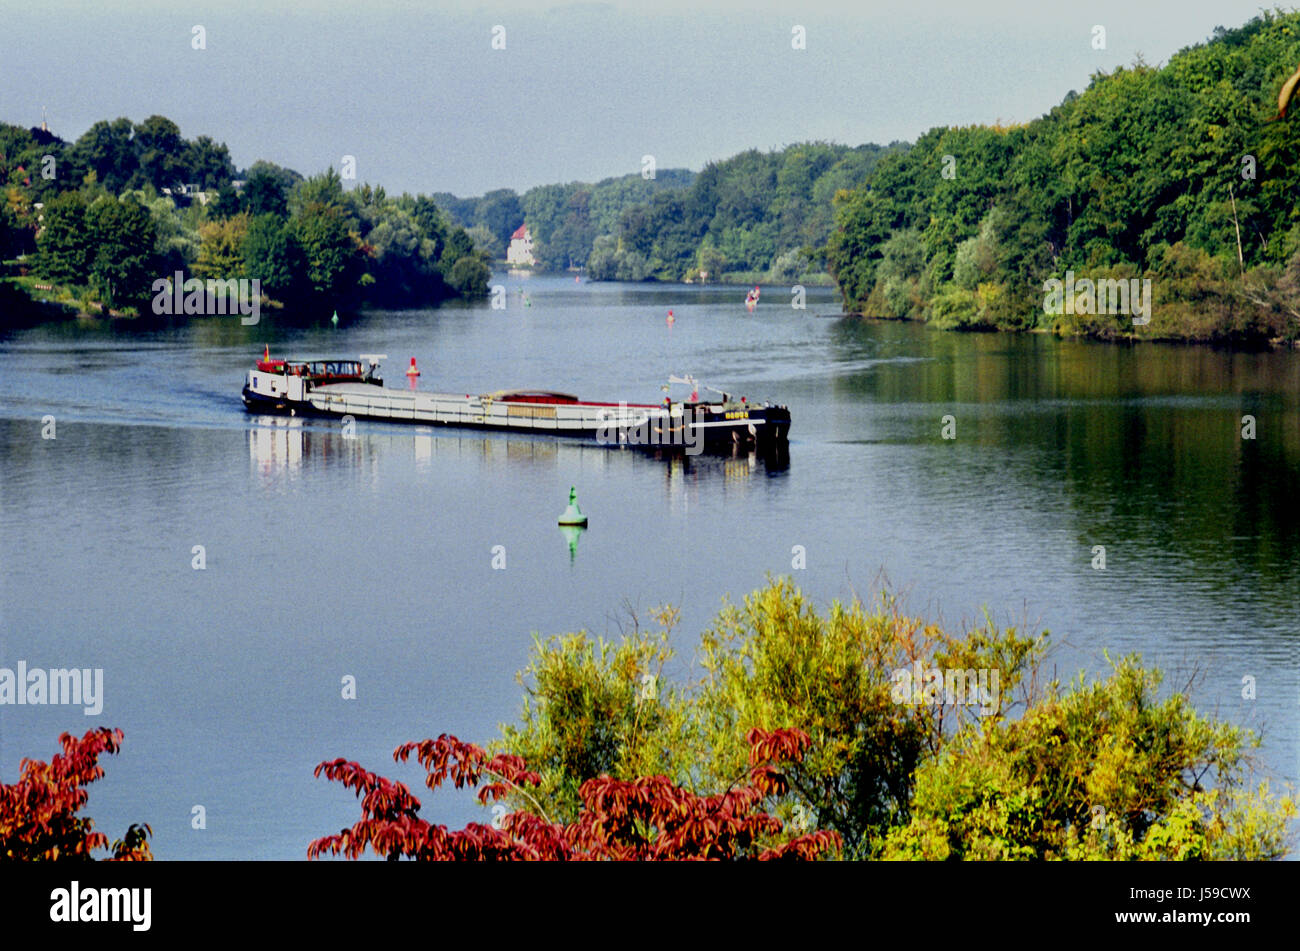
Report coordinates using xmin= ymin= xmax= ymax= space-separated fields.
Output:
xmin=241 ymin=352 xmax=790 ymax=454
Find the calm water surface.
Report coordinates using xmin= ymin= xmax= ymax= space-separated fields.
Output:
xmin=1 ymin=275 xmax=1297 ymax=858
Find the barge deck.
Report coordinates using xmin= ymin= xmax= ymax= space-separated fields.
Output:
xmin=241 ymin=354 xmax=790 ymax=455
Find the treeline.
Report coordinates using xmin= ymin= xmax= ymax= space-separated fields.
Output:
xmin=828 ymin=11 xmax=1300 ymax=344
xmin=438 ymin=141 xmax=904 ymax=282
xmin=433 ymin=169 xmax=694 ymax=270
xmin=0 ymin=115 xmax=489 ymax=314
xmin=599 ymin=143 xmax=905 ymax=282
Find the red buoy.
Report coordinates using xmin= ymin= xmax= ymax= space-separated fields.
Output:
xmin=406 ymin=357 xmax=420 ymax=377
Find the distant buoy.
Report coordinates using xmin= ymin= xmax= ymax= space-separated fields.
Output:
xmin=406 ymin=357 xmax=420 ymax=377
xmin=666 ymin=309 xmax=675 ymax=327
xmin=331 ymin=310 xmax=339 ymax=325
xmin=557 ymin=486 xmax=588 ymax=526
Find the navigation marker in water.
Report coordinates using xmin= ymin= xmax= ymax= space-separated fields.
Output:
xmin=331 ymin=309 xmax=339 ymax=325
xmin=557 ymin=486 xmax=588 ymax=526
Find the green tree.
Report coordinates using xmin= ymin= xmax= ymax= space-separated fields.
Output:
xmin=287 ymin=201 xmax=361 ymax=302
xmin=85 ymin=194 xmax=160 ymax=309
xmin=364 ymin=205 xmax=450 ymax=306
xmin=875 ymin=228 xmax=925 ymax=318
xmin=585 ymin=234 xmax=619 ymax=281
xmin=123 ymin=187 xmax=199 ymax=275
xmin=289 ymin=168 xmax=351 ymax=221
xmin=131 ymin=115 xmax=188 ymax=191
xmin=241 ymin=161 xmax=301 ymax=218
xmin=206 ymin=182 xmax=245 ymax=220
xmin=680 ymin=580 xmax=1039 ymax=855
xmin=881 ymin=658 xmax=1296 ymax=860
xmin=522 ymin=183 xmax=582 ymax=253
xmin=183 ymin=135 xmax=237 ymax=190
xmin=465 ymin=224 xmax=501 ymax=259
xmin=34 ymin=191 xmax=93 ymax=283
xmin=494 ymin=618 xmax=681 ymax=823
xmin=194 ymin=212 xmax=250 ymax=279
xmin=446 ymin=253 xmax=489 ymax=297
xmin=494 ymin=579 xmax=1038 ymax=854
xmin=613 ymin=247 xmax=649 ymax=281
xmin=68 ymin=118 xmax=137 ymax=194
xmin=241 ymin=213 xmax=303 ymax=302
xmin=491 ymin=579 xmax=1294 ymax=860
xmin=403 ymin=194 xmax=450 ymax=259
xmin=697 ymin=242 xmax=727 ymax=281
xmin=0 ymin=201 xmax=24 ymax=260
xmin=473 ymin=189 xmax=524 ymax=253
xmin=428 ymin=191 xmax=477 ymax=228
xmin=535 ymin=189 xmax=594 ymax=270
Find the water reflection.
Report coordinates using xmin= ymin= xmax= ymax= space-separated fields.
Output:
xmin=244 ymin=414 xmax=787 ymax=488
xmin=247 ymin=416 xmax=364 ymax=474
xmin=559 ymin=523 xmax=585 ymax=561
xmin=825 ymin=318 xmax=1300 ymax=596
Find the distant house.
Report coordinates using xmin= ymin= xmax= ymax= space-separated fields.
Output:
xmin=161 ymin=183 xmax=210 ymax=207
xmin=506 ymin=224 xmax=534 ymax=267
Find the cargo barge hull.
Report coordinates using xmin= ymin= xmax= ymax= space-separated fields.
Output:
xmin=241 ymin=358 xmax=790 ymax=455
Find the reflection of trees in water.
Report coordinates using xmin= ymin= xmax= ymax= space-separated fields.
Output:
xmin=828 ymin=320 xmax=1300 ymax=588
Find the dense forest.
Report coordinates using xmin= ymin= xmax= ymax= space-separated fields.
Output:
xmin=441 ymin=142 xmax=905 ymax=282
xmin=828 ymin=11 xmax=1300 ymax=344
xmin=0 ymin=116 xmax=490 ymax=316
xmin=433 ymin=168 xmax=695 ymax=271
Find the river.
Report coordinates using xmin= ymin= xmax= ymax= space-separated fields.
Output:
xmin=1 ymin=274 xmax=1296 ymax=858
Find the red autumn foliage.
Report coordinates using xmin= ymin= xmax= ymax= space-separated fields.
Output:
xmin=0 ymin=727 xmax=153 ymax=861
xmin=309 ymin=726 xmax=841 ymax=861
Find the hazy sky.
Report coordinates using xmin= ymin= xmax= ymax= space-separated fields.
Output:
xmin=2 ymin=1 xmax=1289 ymax=196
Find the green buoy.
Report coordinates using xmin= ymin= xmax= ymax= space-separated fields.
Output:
xmin=557 ymin=486 xmax=588 ymax=526
xmin=331 ymin=310 xmax=339 ymax=325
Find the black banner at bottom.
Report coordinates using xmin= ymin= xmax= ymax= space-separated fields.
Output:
xmin=0 ymin=860 xmax=1290 ymax=939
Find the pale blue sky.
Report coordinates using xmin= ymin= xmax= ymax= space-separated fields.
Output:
xmin=2 ymin=1 xmax=1290 ymax=195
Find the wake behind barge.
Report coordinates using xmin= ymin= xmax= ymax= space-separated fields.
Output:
xmin=241 ymin=353 xmax=790 ymax=454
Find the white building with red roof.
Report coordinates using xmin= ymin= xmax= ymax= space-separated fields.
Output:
xmin=506 ymin=224 xmax=534 ymax=267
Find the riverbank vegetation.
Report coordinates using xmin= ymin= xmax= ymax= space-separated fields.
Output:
xmin=0 ymin=115 xmax=489 ymax=318
xmin=828 ymin=11 xmax=1300 ymax=345
xmin=437 ymin=142 xmax=904 ymax=284
xmin=435 ymin=170 xmax=694 ymax=271
xmin=312 ymin=579 xmax=1294 ymax=861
